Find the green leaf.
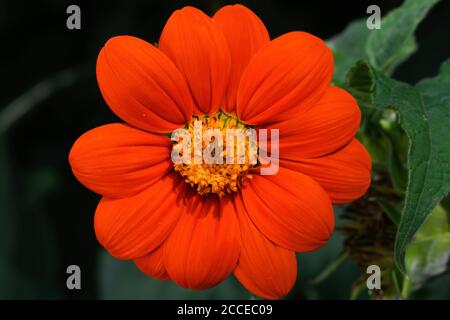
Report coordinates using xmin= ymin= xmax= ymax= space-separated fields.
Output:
xmin=327 ymin=19 xmax=369 ymax=84
xmin=329 ymin=0 xmax=439 ymax=84
xmin=406 ymin=233 xmax=450 ymax=288
xmin=346 ymin=60 xmax=450 ymax=273
xmin=97 ymin=251 xmax=252 ymax=299
xmin=391 ymin=269 xmax=401 ymax=294
xmin=366 ymin=0 xmax=440 ymax=74
xmin=384 ymin=131 xmax=408 ymax=193
xmin=415 ymin=205 xmax=449 ymax=239
xmin=405 ymin=205 xmax=450 ymax=290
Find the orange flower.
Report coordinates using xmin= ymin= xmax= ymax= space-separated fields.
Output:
xmin=69 ymin=4 xmax=371 ymax=299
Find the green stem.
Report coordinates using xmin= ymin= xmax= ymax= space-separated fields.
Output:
xmin=401 ymin=276 xmax=412 ymax=299
xmin=0 ymin=65 xmax=87 ymax=135
xmin=311 ymin=251 xmax=349 ymax=284
xmin=350 ymin=282 xmax=366 ymax=300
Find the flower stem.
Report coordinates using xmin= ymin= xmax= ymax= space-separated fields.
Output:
xmin=311 ymin=251 xmax=349 ymax=285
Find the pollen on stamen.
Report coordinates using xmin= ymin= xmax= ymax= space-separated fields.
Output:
xmin=172 ymin=111 xmax=257 ymax=197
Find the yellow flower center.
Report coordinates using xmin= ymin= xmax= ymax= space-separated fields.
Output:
xmin=171 ymin=111 xmax=258 ymax=196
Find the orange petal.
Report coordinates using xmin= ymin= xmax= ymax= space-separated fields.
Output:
xmin=94 ymin=174 xmax=185 ymax=260
xmin=237 ymin=31 xmax=333 ymax=125
xmin=163 ymin=193 xmax=240 ymax=289
xmin=213 ymin=4 xmax=270 ymax=113
xmin=134 ymin=245 xmax=169 ymax=280
xmin=233 ymin=193 xmax=297 ymax=299
xmin=96 ymin=36 xmax=193 ymax=133
xmin=268 ymin=86 xmax=361 ymax=159
xmin=281 ymin=139 xmax=372 ymax=204
xmin=159 ymin=6 xmax=231 ymax=115
xmin=69 ymin=123 xmax=171 ymax=198
xmin=241 ymin=167 xmax=334 ymax=252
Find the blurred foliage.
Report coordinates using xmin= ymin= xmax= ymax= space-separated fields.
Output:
xmin=338 ymin=0 xmax=450 ymax=298
xmin=346 ymin=58 xmax=450 ymax=274
xmin=98 ymin=251 xmax=252 ymax=300
xmin=406 ymin=205 xmax=450 ymax=291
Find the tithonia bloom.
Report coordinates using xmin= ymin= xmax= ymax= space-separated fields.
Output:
xmin=69 ymin=4 xmax=371 ymax=299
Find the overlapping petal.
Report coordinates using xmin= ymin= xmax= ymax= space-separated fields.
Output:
xmin=94 ymin=174 xmax=185 ymax=260
xmin=237 ymin=31 xmax=333 ymax=125
xmin=163 ymin=193 xmax=240 ymax=289
xmin=233 ymin=193 xmax=297 ymax=299
xmin=266 ymin=86 xmax=361 ymax=159
xmin=159 ymin=7 xmax=231 ymax=115
xmin=213 ymin=4 xmax=270 ymax=113
xmin=241 ymin=167 xmax=334 ymax=252
xmin=134 ymin=245 xmax=169 ymax=280
xmin=69 ymin=123 xmax=171 ymax=198
xmin=96 ymin=36 xmax=193 ymax=133
xmin=281 ymin=139 xmax=371 ymax=204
